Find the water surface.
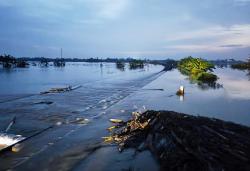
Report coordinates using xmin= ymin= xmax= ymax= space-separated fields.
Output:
xmin=0 ymin=64 xmax=249 ymax=171
xmin=129 ymin=67 xmax=250 ymax=126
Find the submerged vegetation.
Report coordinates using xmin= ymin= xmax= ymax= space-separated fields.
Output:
xmin=39 ymin=58 xmax=49 ymax=67
xmin=178 ymin=57 xmax=218 ymax=83
xmin=0 ymin=55 xmax=16 ymax=68
xmin=53 ymin=58 xmax=66 ymax=67
xmin=116 ymin=61 xmax=125 ymax=71
xmin=162 ymin=59 xmax=178 ymax=71
xmin=0 ymin=54 xmax=29 ymax=68
xmin=231 ymin=58 xmax=250 ymax=80
xmin=231 ymin=58 xmax=250 ymax=70
xmin=129 ymin=59 xmax=144 ymax=69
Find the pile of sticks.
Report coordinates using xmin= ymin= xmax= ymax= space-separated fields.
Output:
xmin=105 ymin=110 xmax=250 ymax=171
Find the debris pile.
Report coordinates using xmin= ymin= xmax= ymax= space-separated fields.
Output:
xmin=105 ymin=110 xmax=250 ymax=170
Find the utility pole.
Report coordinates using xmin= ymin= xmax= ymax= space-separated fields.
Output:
xmin=61 ymin=48 xmax=63 ymax=59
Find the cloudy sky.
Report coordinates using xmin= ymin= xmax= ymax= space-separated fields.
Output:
xmin=0 ymin=0 xmax=250 ymax=59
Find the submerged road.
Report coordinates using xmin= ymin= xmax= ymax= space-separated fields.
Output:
xmin=0 ymin=71 xmax=163 ymax=171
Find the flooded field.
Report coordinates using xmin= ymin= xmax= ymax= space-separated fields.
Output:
xmin=0 ymin=63 xmax=250 ymax=171
xmin=131 ymin=67 xmax=250 ymax=126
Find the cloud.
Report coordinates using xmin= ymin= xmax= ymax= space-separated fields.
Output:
xmin=77 ymin=19 xmax=102 ymax=25
xmin=33 ymin=45 xmax=59 ymax=50
xmin=219 ymin=44 xmax=244 ymax=48
xmin=234 ymin=0 xmax=250 ymax=3
xmin=94 ymin=0 xmax=130 ymax=19
xmin=118 ymin=50 xmax=170 ymax=56
xmin=234 ymin=0 xmax=250 ymax=6
xmin=164 ymin=24 xmax=250 ymax=53
xmin=0 ymin=0 xmax=130 ymax=22
xmin=0 ymin=0 xmax=17 ymax=7
xmin=0 ymin=0 xmax=250 ymax=59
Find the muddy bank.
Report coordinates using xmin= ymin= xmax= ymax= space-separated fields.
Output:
xmin=106 ymin=110 xmax=250 ymax=171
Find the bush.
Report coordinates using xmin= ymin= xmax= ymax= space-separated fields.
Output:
xmin=54 ymin=58 xmax=65 ymax=67
xmin=129 ymin=59 xmax=144 ymax=69
xmin=178 ymin=56 xmax=218 ymax=83
xmin=116 ymin=61 xmax=125 ymax=70
xmin=231 ymin=63 xmax=250 ymax=70
xmin=16 ymin=60 xmax=29 ymax=68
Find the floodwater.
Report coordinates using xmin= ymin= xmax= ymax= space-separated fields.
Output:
xmin=130 ymin=67 xmax=250 ymax=126
xmin=0 ymin=63 xmax=249 ymax=171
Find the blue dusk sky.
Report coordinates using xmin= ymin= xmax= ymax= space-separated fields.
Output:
xmin=0 ymin=0 xmax=250 ymax=59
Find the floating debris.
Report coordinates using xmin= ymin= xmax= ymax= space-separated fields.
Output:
xmin=56 ymin=117 xmax=90 ymax=126
xmin=33 ymin=101 xmax=53 ymax=105
xmin=109 ymin=119 xmax=124 ymax=124
xmin=40 ymin=85 xmax=82 ymax=94
xmin=132 ymin=111 xmax=141 ymax=119
xmin=56 ymin=121 xmax=63 ymax=126
xmin=142 ymin=88 xmax=164 ymax=91
xmin=133 ymin=105 xmax=138 ymax=109
xmin=107 ymin=125 xmax=119 ymax=131
xmin=102 ymin=136 xmax=114 ymax=143
xmin=102 ymin=105 xmax=108 ymax=109
xmin=99 ymin=99 xmax=106 ymax=103
xmin=70 ymin=118 xmax=89 ymax=125
xmin=105 ymin=110 xmax=250 ymax=170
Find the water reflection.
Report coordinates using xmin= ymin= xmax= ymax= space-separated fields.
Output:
xmin=129 ymin=60 xmax=144 ymax=70
xmin=197 ymin=82 xmax=223 ymax=90
xmin=0 ymin=62 xmax=163 ymax=95
xmin=213 ymin=68 xmax=250 ymax=100
xmin=116 ymin=61 xmax=125 ymax=71
xmin=180 ymin=70 xmax=223 ymax=90
xmin=132 ymin=68 xmax=250 ymax=126
xmin=247 ymin=69 xmax=250 ymax=80
xmin=179 ymin=95 xmax=184 ymax=101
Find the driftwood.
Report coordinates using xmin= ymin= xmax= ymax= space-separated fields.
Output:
xmin=105 ymin=110 xmax=250 ymax=171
